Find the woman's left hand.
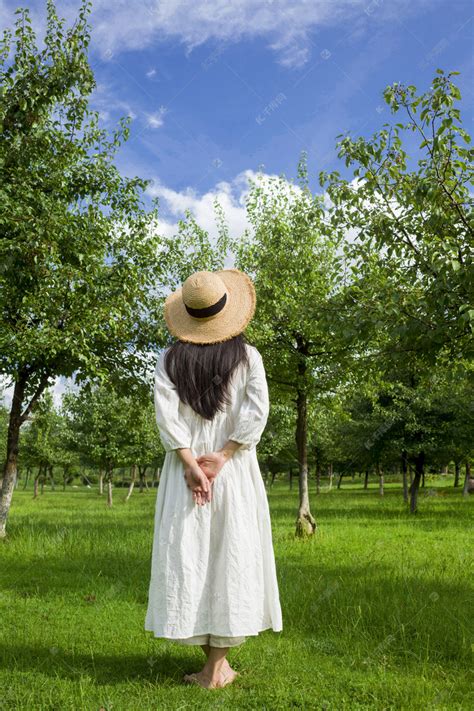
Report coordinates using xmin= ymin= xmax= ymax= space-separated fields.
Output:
xmin=184 ymin=464 xmax=213 ymax=505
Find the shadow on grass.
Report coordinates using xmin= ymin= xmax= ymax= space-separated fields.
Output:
xmin=0 ymin=643 xmax=186 ymax=686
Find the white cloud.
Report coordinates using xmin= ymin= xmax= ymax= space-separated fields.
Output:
xmin=1 ymin=0 xmax=430 ymax=69
xmin=146 ymin=107 xmax=167 ymax=129
xmin=146 ymin=68 xmax=157 ymax=78
xmin=146 ymin=168 xmax=288 ymax=247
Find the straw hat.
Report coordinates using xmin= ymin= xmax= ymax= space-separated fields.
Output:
xmin=164 ymin=269 xmax=256 ymax=344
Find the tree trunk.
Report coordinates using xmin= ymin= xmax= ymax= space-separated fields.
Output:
xmin=337 ymin=471 xmax=343 ymax=489
xmin=98 ymin=470 xmax=104 ymax=495
xmin=125 ymin=464 xmax=137 ymax=502
xmin=377 ymin=462 xmax=384 ymax=496
xmin=49 ymin=465 xmax=55 ymax=491
xmin=409 ymin=450 xmax=424 ymax=513
xmin=462 ymin=459 xmax=471 ymax=498
xmin=295 ymin=385 xmax=316 ymax=537
xmin=328 ymin=463 xmax=333 ymax=490
xmin=364 ymin=469 xmax=369 ymax=490
xmin=454 ymin=461 xmax=460 ymax=487
xmin=402 ymin=450 xmax=408 ymax=502
xmin=106 ymin=468 xmax=113 ymax=507
xmin=408 ymin=463 xmax=413 ymax=486
xmin=139 ymin=465 xmax=149 ymax=492
xmin=0 ymin=372 xmax=27 ymax=537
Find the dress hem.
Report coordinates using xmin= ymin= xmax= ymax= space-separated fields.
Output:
xmin=144 ymin=623 xmax=283 ymax=639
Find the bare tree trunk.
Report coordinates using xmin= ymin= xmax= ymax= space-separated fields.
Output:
xmin=402 ymin=450 xmax=408 ymax=502
xmin=0 ymin=368 xmax=51 ymax=537
xmin=98 ymin=470 xmax=104 ymax=495
xmin=409 ymin=451 xmax=424 ymax=513
xmin=49 ymin=465 xmax=55 ymax=491
xmin=328 ymin=463 xmax=334 ymax=490
xmin=0 ymin=372 xmax=27 ymax=537
xmin=139 ymin=465 xmax=149 ymax=492
xmin=462 ymin=459 xmax=471 ymax=498
xmin=337 ymin=471 xmax=343 ymax=489
xmin=408 ymin=463 xmax=413 ymax=487
xmin=295 ymin=385 xmax=316 ymax=537
xmin=377 ymin=462 xmax=384 ymax=496
xmin=454 ymin=461 xmax=460 ymax=487
xmin=125 ymin=464 xmax=137 ymax=502
xmin=106 ymin=468 xmax=113 ymax=507
xmin=364 ymin=469 xmax=369 ymax=490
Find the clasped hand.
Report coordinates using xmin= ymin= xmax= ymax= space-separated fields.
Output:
xmin=184 ymin=451 xmax=228 ymax=506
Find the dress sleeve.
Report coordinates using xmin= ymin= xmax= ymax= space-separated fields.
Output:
xmin=227 ymin=347 xmax=270 ymax=451
xmin=153 ymin=350 xmax=193 ymax=453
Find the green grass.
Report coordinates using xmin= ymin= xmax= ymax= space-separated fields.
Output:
xmin=1 ymin=476 xmax=472 ymax=710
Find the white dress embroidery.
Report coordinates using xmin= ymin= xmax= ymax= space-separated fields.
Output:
xmin=144 ymin=343 xmax=283 ymax=638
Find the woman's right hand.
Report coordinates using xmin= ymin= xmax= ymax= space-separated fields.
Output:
xmin=195 ymin=450 xmax=229 ymax=483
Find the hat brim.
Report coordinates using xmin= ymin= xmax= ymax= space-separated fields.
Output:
xmin=164 ymin=269 xmax=256 ymax=344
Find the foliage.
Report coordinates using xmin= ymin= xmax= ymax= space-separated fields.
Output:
xmin=0 ymin=0 xmax=164 ymax=398
xmin=320 ymin=69 xmax=473 ymax=365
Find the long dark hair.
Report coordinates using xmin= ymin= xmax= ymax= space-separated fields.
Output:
xmin=164 ymin=334 xmax=250 ymax=420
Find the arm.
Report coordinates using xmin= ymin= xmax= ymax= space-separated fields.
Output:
xmin=226 ymin=347 xmax=270 ymax=450
xmin=197 ymin=348 xmax=270 ymax=477
xmin=154 ymin=349 xmax=193 ymax=453
xmin=154 ymin=351 xmax=210 ymax=504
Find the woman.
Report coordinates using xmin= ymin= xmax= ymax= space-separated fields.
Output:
xmin=144 ymin=268 xmax=283 ymax=690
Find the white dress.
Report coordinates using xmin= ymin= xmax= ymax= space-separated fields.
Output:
xmin=144 ymin=342 xmax=283 ymax=639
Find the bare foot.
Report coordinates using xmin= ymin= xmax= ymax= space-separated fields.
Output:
xmin=183 ymin=665 xmax=239 ymax=689
xmin=221 ymin=658 xmax=236 ymax=675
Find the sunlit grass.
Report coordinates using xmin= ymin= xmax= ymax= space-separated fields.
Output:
xmin=1 ymin=475 xmax=472 ymax=710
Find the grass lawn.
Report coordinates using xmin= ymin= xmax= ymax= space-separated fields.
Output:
xmin=0 ymin=475 xmax=472 ymax=710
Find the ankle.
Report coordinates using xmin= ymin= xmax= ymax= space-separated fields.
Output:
xmin=203 ymin=659 xmax=226 ymax=675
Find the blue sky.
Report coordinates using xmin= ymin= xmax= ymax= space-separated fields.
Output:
xmin=1 ymin=0 xmax=473 ymax=405
xmin=2 ymin=0 xmax=473 ymax=243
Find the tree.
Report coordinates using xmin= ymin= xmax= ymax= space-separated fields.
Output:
xmin=320 ymin=69 xmax=473 ymax=364
xmin=0 ymin=2 xmax=163 ymax=536
xmin=122 ymin=399 xmax=164 ymax=499
xmin=63 ymin=385 xmax=134 ymax=507
xmin=234 ymin=153 xmax=350 ymax=536
xmin=20 ymin=389 xmax=59 ymax=496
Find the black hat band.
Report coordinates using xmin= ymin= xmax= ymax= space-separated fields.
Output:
xmin=185 ymin=292 xmax=227 ymax=319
